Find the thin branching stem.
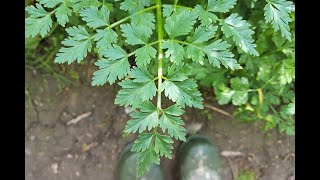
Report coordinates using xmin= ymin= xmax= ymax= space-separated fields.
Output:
xmin=127 ymin=40 xmax=160 ymax=57
xmin=107 ymin=5 xmax=158 ymax=29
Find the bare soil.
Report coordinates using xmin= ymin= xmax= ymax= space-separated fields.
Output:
xmin=25 ymin=68 xmax=295 ymax=180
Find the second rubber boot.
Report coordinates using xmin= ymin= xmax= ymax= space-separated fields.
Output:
xmin=177 ymin=135 xmax=221 ymax=180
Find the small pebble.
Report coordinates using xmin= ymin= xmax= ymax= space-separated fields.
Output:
xmin=51 ymin=163 xmax=58 ymax=174
xmin=125 ymin=107 xmax=133 ymax=114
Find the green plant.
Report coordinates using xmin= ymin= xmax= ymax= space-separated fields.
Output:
xmin=237 ymin=169 xmax=256 ymax=180
xmin=191 ymin=0 xmax=295 ymax=135
xmin=25 ymin=0 xmax=295 ymax=176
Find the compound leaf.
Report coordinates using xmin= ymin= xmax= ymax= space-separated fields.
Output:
xmin=207 ymin=0 xmax=237 ymax=13
xmin=220 ymin=13 xmax=259 ymax=56
xmin=91 ymin=44 xmax=130 ymax=85
xmin=115 ymin=67 xmax=157 ymax=107
xmin=125 ymin=102 xmax=158 ymax=133
xmin=25 ymin=4 xmax=53 ymax=38
xmin=264 ymin=0 xmax=295 ymax=41
xmin=164 ymin=10 xmax=197 ymax=39
xmin=55 ymin=2 xmax=72 ymax=27
xmin=162 ymin=41 xmax=185 ymax=65
xmin=154 ymin=133 xmax=173 ymax=158
xmin=91 ymin=58 xmax=130 ymax=86
xmin=72 ymin=0 xmax=101 ymax=12
xmin=79 ymin=6 xmax=110 ymax=28
xmin=160 ymin=105 xmax=186 ymax=141
xmin=55 ymin=26 xmax=93 ymax=64
xmin=121 ymin=23 xmax=152 ymax=45
xmin=161 ymin=73 xmax=203 ymax=109
xmin=135 ymin=45 xmax=157 ymax=67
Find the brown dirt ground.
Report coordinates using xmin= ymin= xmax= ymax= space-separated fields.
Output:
xmin=25 ymin=67 xmax=295 ymax=180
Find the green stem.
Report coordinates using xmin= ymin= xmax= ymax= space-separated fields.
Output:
xmin=127 ymin=40 xmax=160 ymax=57
xmin=170 ymin=39 xmax=190 ymax=45
xmin=156 ymin=0 xmax=164 ymax=110
xmin=162 ymin=4 xmax=193 ymax=10
xmin=172 ymin=4 xmax=193 ymax=10
xmin=107 ymin=5 xmax=158 ymax=29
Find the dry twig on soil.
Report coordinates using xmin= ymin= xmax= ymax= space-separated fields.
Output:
xmin=67 ymin=112 xmax=92 ymax=125
xmin=203 ymin=103 xmax=233 ymax=118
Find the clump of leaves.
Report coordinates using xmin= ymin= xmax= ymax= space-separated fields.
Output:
xmin=191 ymin=0 xmax=295 ymax=135
xmin=25 ymin=0 xmax=295 ymax=176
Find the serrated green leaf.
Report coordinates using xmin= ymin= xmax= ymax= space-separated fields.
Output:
xmin=162 ymin=5 xmax=174 ymax=17
xmin=121 ymin=23 xmax=151 ymax=45
xmin=164 ymin=10 xmax=197 ymax=38
xmin=166 ymin=65 xmax=189 ymax=81
xmin=120 ymin=0 xmax=150 ymax=14
xmin=194 ymin=5 xmax=218 ymax=26
xmin=264 ymin=0 xmax=294 ymax=41
xmin=220 ymin=13 xmax=259 ymax=56
xmin=115 ymin=67 xmax=157 ymax=107
xmin=129 ymin=67 xmax=155 ymax=83
xmin=94 ymin=29 xmax=118 ymax=55
xmin=25 ymin=4 xmax=53 ymax=38
xmin=125 ymin=102 xmax=158 ymax=133
xmin=154 ymin=133 xmax=173 ymax=158
xmin=186 ymin=25 xmax=220 ymax=66
xmin=132 ymin=132 xmax=154 ymax=152
xmin=136 ymin=147 xmax=160 ymax=177
xmin=55 ymin=26 xmax=93 ymax=64
xmin=132 ymin=131 xmax=160 ymax=177
xmin=121 ymin=0 xmax=155 ymax=34
xmin=39 ymin=0 xmax=63 ymax=8
xmin=72 ymin=0 xmax=101 ymax=12
xmin=64 ymin=25 xmax=91 ymax=40
xmin=207 ymin=0 xmax=237 ymax=13
xmin=163 ymin=104 xmax=185 ymax=116
xmin=202 ymin=40 xmax=241 ymax=70
xmin=91 ymin=58 xmax=130 ymax=86
xmin=232 ymin=91 xmax=248 ymax=105
xmin=115 ymin=80 xmax=157 ymax=107
xmin=160 ymin=106 xmax=186 ymax=141
xmin=186 ymin=45 xmax=205 ymax=65
xmin=162 ymin=41 xmax=185 ymax=65
xmin=91 ymin=45 xmax=130 ymax=85
xmin=161 ymin=75 xmax=203 ymax=108
xmin=100 ymin=44 xmax=127 ymax=60
xmin=190 ymin=25 xmax=217 ymax=44
xmin=131 ymin=13 xmax=155 ymax=31
xmin=55 ymin=2 xmax=72 ymax=27
xmin=79 ymin=6 xmax=110 ymax=28
xmin=135 ymin=45 xmax=157 ymax=67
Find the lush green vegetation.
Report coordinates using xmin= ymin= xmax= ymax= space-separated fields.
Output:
xmin=25 ymin=0 xmax=295 ymax=177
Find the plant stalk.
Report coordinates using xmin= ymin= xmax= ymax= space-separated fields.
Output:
xmin=156 ymin=0 xmax=164 ymax=110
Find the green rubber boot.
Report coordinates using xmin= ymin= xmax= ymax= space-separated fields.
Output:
xmin=116 ymin=143 xmax=164 ymax=180
xmin=178 ymin=135 xmax=221 ymax=180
